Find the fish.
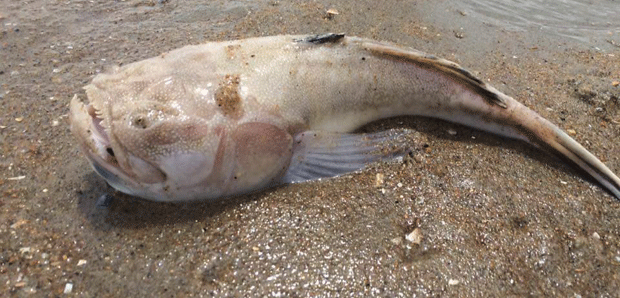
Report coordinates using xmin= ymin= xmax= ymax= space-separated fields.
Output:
xmin=70 ymin=33 xmax=620 ymax=202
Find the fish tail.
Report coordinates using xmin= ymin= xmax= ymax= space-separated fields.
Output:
xmin=357 ymin=38 xmax=619 ymax=199
xmin=508 ymin=98 xmax=620 ymax=199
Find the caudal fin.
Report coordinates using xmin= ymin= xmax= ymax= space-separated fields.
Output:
xmin=512 ymin=102 xmax=620 ymax=200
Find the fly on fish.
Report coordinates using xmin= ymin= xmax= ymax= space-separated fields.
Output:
xmin=70 ymin=33 xmax=620 ymax=202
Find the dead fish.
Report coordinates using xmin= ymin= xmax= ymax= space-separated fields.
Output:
xmin=70 ymin=33 xmax=620 ymax=202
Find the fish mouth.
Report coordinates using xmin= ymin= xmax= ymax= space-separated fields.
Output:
xmin=69 ymin=94 xmax=163 ymax=193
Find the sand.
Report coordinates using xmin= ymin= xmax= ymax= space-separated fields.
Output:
xmin=1 ymin=0 xmax=619 ymax=296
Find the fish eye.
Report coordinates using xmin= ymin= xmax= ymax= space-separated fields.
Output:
xmin=131 ymin=115 xmax=150 ymax=129
xmin=106 ymin=147 xmax=115 ymax=157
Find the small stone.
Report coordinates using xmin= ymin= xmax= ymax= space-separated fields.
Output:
xmin=15 ymin=117 xmax=23 ymax=122
xmin=10 ymin=219 xmax=29 ymax=229
xmin=405 ymin=228 xmax=423 ymax=244
xmin=567 ymin=129 xmax=577 ymax=136
xmin=63 ymin=283 xmax=73 ymax=294
xmin=325 ymin=8 xmax=339 ymax=20
xmin=592 ymin=232 xmax=600 ymax=239
xmin=390 ymin=237 xmax=402 ymax=245
xmin=375 ymin=173 xmax=384 ymax=187
xmin=448 ymin=279 xmax=460 ymax=286
xmin=612 ymin=81 xmax=619 ymax=87
xmin=326 ymin=8 xmax=339 ymax=15
xmin=96 ymin=194 xmax=113 ymax=208
xmin=77 ymin=259 xmax=87 ymax=266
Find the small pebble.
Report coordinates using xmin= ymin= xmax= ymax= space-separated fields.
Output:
xmin=10 ymin=219 xmax=29 ymax=229
xmin=405 ymin=228 xmax=423 ymax=244
xmin=326 ymin=8 xmax=339 ymax=15
xmin=448 ymin=279 xmax=460 ymax=285
xmin=567 ymin=129 xmax=577 ymax=135
xmin=375 ymin=173 xmax=384 ymax=187
xmin=592 ymin=232 xmax=600 ymax=239
xmin=447 ymin=129 xmax=457 ymax=135
xmin=15 ymin=117 xmax=23 ymax=122
xmin=612 ymin=81 xmax=619 ymax=87
xmin=77 ymin=259 xmax=87 ymax=266
xmin=64 ymin=282 xmax=73 ymax=294
xmin=96 ymin=194 xmax=113 ymax=208
xmin=325 ymin=8 xmax=339 ymax=19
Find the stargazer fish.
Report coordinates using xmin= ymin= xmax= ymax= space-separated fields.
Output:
xmin=70 ymin=33 xmax=620 ymax=202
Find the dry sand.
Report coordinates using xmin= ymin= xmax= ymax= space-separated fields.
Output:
xmin=1 ymin=0 xmax=619 ymax=296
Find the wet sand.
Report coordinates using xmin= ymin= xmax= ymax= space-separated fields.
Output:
xmin=1 ymin=0 xmax=619 ymax=296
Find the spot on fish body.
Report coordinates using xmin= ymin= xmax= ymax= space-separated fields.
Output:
xmin=225 ymin=44 xmax=241 ymax=60
xmin=215 ymin=74 xmax=243 ymax=119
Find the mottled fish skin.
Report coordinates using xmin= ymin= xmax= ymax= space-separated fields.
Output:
xmin=70 ymin=34 xmax=620 ymax=202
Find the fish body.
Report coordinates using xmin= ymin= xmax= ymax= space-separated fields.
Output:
xmin=70 ymin=34 xmax=620 ymax=201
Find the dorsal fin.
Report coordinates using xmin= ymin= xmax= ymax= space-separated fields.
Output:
xmin=294 ymin=33 xmax=346 ymax=44
xmin=360 ymin=40 xmax=508 ymax=109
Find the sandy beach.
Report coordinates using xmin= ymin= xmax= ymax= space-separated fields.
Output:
xmin=1 ymin=0 xmax=619 ymax=296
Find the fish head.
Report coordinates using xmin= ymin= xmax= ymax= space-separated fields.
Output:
xmin=70 ymin=61 xmax=293 ymax=202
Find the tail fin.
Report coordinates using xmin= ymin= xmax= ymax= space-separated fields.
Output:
xmin=511 ymin=101 xmax=620 ymax=199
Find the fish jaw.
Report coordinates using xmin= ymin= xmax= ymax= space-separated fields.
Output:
xmin=70 ymin=94 xmax=168 ymax=197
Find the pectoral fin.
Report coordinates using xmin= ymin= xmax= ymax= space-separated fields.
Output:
xmin=280 ymin=129 xmax=412 ymax=184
